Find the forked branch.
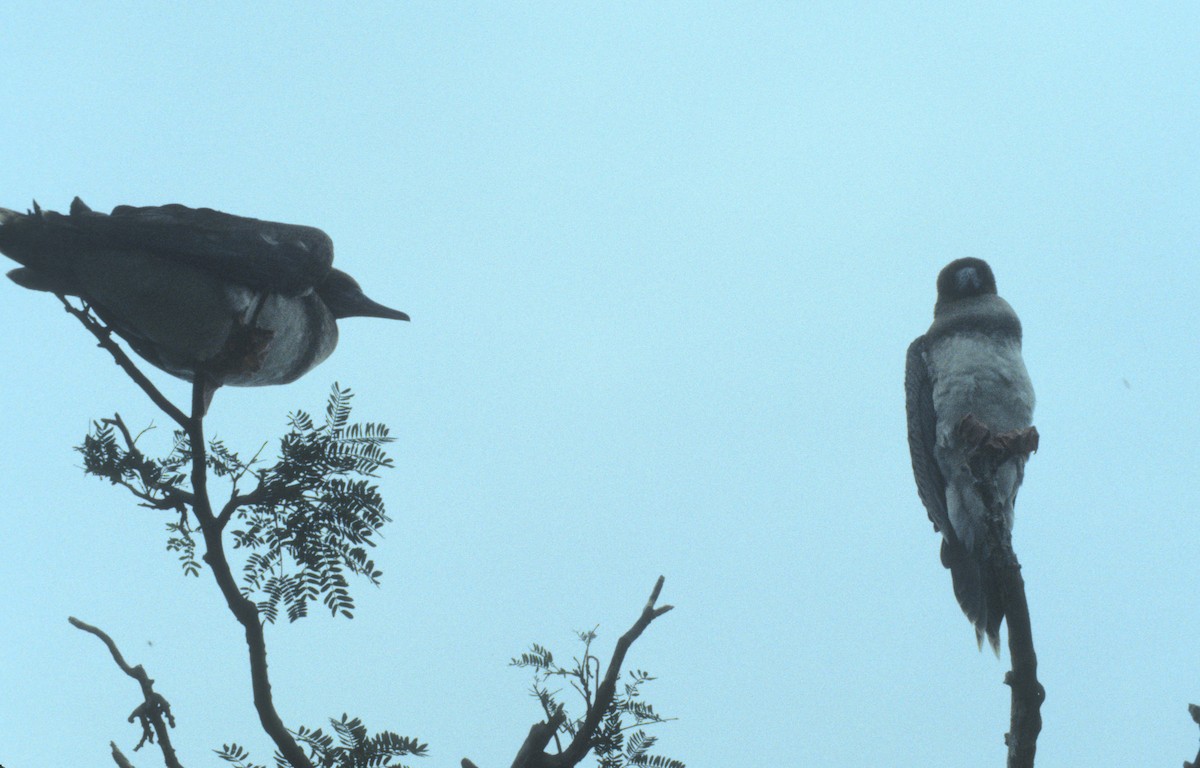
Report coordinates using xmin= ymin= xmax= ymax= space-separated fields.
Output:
xmin=69 ymin=617 xmax=183 ymax=768
xmin=183 ymin=377 xmax=314 ymax=768
xmin=466 ymin=576 xmax=674 ymax=768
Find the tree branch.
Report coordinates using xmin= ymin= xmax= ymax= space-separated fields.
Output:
xmin=102 ymin=414 xmax=196 ymax=510
xmin=1183 ymin=704 xmax=1200 ymax=768
xmin=62 ymin=303 xmax=363 ymax=768
xmin=957 ymin=414 xmax=1045 ymax=768
xmin=217 ymin=483 xmax=269 ymax=529
xmin=110 ymin=742 xmax=137 ymax=768
xmin=59 ymin=297 xmax=189 ymax=429
xmin=491 ymin=576 xmax=674 ymax=768
xmin=69 ymin=617 xmax=184 ymax=768
xmin=182 ymin=377 xmax=315 ymax=768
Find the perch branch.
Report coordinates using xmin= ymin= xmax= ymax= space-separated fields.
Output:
xmin=493 ymin=576 xmax=674 ymax=768
xmin=59 ymin=296 xmax=189 ymax=429
xmin=69 ymin=617 xmax=183 ymax=768
xmin=956 ymin=414 xmax=1044 ymax=768
xmin=183 ymin=377 xmax=315 ymax=768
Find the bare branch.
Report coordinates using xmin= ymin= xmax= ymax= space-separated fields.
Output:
xmin=181 ymin=378 xmax=314 ymax=768
xmin=1183 ymin=704 xmax=1200 ymax=768
xmin=69 ymin=617 xmax=183 ymax=768
xmin=508 ymin=719 xmax=563 ymax=768
xmin=59 ymin=297 xmax=189 ymax=429
xmin=110 ymin=741 xmax=137 ymax=768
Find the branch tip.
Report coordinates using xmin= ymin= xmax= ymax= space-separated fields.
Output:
xmin=74 ymin=618 xmax=183 ymax=768
xmin=647 ymin=574 xmax=666 ymax=605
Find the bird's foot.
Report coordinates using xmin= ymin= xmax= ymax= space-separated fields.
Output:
xmin=991 ymin=425 xmax=1039 ymax=458
xmin=209 ymin=320 xmax=274 ymax=376
xmin=956 ymin=414 xmax=1040 ymax=462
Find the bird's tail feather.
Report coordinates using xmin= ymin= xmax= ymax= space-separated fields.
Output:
xmin=941 ymin=538 xmax=1003 ymax=655
xmin=0 ymin=207 xmax=26 ymax=242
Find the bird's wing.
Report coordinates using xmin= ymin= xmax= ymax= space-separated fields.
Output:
xmin=905 ymin=335 xmax=950 ymax=535
xmin=65 ymin=198 xmax=334 ymax=296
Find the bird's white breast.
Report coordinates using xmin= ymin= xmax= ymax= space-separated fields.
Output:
xmin=928 ymin=332 xmax=1034 ymax=552
xmin=928 ymin=333 xmax=1035 ymax=445
xmin=222 ymin=293 xmax=338 ymax=386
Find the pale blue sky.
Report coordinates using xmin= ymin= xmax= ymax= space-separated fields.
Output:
xmin=1 ymin=4 xmax=1198 ymax=766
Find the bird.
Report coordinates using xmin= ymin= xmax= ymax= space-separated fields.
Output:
xmin=0 ymin=198 xmax=408 ymax=405
xmin=905 ymin=258 xmax=1035 ymax=652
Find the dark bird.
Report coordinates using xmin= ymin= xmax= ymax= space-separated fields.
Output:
xmin=905 ymin=258 xmax=1035 ymax=652
xmin=0 ymin=198 xmax=408 ymax=401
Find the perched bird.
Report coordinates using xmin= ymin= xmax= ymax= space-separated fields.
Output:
xmin=0 ymin=198 xmax=408 ymax=403
xmin=905 ymin=258 xmax=1035 ymax=651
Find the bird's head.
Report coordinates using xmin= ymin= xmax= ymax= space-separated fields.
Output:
xmin=318 ymin=269 xmax=410 ymax=321
xmin=936 ymin=258 xmax=997 ymax=303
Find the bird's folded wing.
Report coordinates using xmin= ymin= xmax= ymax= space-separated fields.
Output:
xmin=905 ymin=336 xmax=951 ymax=536
xmin=64 ymin=198 xmax=334 ymax=296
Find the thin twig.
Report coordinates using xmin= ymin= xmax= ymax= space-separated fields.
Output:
xmin=497 ymin=577 xmax=674 ymax=768
xmin=230 ymin=440 xmax=270 ymax=490
xmin=69 ymin=617 xmax=183 ymax=768
xmin=100 ymin=414 xmax=195 ymax=509
xmin=111 ymin=477 xmax=181 ymax=510
xmin=1183 ymin=704 xmax=1200 ymax=768
xmin=110 ymin=742 xmax=137 ymax=768
xmin=59 ymin=297 xmax=189 ymax=429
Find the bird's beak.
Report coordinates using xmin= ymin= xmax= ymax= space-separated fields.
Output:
xmin=319 ymin=269 xmax=411 ymax=321
xmin=349 ymin=295 xmax=410 ymax=321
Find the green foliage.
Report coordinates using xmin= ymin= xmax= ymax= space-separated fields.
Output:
xmin=79 ymin=384 xmax=425 ymax=766
xmin=230 ymin=384 xmax=394 ymax=622
xmin=511 ymin=630 xmax=684 ymax=768
xmin=218 ymin=715 xmax=428 ymax=768
xmin=77 ymin=419 xmax=190 ymax=505
xmin=215 ymin=742 xmax=267 ymax=768
xmin=76 ymin=384 xmax=396 ymax=622
xmin=293 ymin=714 xmax=428 ymax=768
xmin=78 ymin=419 xmax=199 ymax=574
